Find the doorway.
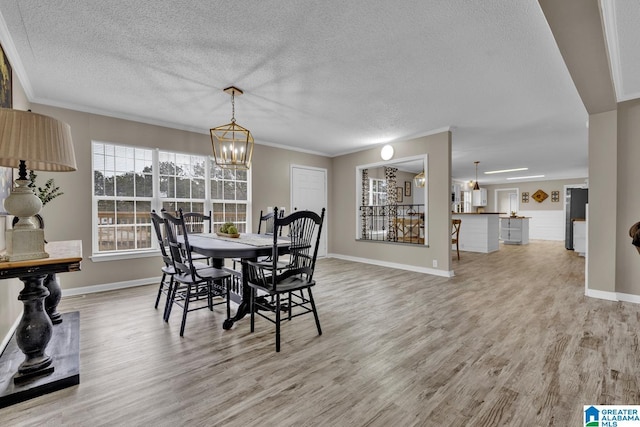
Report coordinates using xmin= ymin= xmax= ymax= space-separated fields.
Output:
xmin=494 ymin=188 xmax=519 ymax=215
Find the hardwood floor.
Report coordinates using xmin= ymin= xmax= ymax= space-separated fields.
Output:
xmin=1 ymin=241 xmax=638 ymax=426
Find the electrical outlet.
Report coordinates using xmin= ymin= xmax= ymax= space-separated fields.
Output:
xmin=432 ymin=259 xmax=438 ymax=268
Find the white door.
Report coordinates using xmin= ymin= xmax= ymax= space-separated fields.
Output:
xmin=291 ymin=165 xmax=327 ymax=257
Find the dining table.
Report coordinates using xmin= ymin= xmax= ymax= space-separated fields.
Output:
xmin=185 ymin=233 xmax=290 ymax=329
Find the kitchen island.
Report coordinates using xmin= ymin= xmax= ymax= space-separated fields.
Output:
xmin=451 ymin=213 xmax=502 ymax=253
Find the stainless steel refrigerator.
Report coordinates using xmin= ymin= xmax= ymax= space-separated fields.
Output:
xmin=565 ymin=188 xmax=588 ymax=250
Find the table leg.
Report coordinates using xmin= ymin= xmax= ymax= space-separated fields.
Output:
xmin=15 ymin=274 xmax=54 ymax=381
xmin=44 ymin=273 xmax=63 ymax=324
xmin=222 ymin=257 xmax=253 ymax=330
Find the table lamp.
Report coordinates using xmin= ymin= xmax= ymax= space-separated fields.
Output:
xmin=0 ymin=108 xmax=77 ymax=261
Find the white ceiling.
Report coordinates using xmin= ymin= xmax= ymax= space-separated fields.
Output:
xmin=0 ymin=0 xmax=629 ymax=185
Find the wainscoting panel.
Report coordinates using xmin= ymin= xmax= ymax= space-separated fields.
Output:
xmin=518 ymin=210 xmax=564 ymax=241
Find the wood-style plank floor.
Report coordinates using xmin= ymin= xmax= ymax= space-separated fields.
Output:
xmin=1 ymin=241 xmax=638 ymax=426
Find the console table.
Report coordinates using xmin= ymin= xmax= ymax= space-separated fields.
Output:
xmin=0 ymin=240 xmax=82 ymax=408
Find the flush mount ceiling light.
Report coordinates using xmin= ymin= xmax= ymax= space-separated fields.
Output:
xmin=473 ymin=161 xmax=480 ymax=190
xmin=506 ymin=175 xmax=545 ymax=180
xmin=380 ymin=144 xmax=394 ymax=161
xmin=484 ymin=167 xmax=528 ymax=175
xmin=210 ymin=86 xmax=254 ymax=170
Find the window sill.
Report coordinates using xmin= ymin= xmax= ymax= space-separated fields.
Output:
xmin=90 ymin=249 xmax=160 ymax=263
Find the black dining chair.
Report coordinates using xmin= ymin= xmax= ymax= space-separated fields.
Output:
xmin=151 ymin=210 xmax=210 ymax=321
xmin=246 ymin=207 xmax=325 ymax=352
xmin=181 ymin=210 xmax=213 ymax=264
xmin=163 ymin=209 xmax=232 ymax=336
xmin=150 ymin=210 xmax=176 ymax=319
xmin=257 ymin=209 xmax=285 ymax=236
xmin=232 ymin=208 xmax=286 ymax=271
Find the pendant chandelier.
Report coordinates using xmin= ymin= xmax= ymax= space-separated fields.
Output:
xmin=414 ymin=171 xmax=426 ymax=188
xmin=210 ymin=86 xmax=254 ymax=170
xmin=473 ymin=161 xmax=480 ymax=190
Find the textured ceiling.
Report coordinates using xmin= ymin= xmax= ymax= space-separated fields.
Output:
xmin=0 ymin=0 xmax=598 ymax=184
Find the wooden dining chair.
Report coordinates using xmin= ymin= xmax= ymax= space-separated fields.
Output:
xmin=257 ymin=209 xmax=284 ymax=236
xmin=181 ymin=210 xmax=212 ymax=264
xmin=246 ymin=207 xmax=326 ymax=352
xmin=151 ymin=210 xmax=210 ymax=321
xmin=233 ymin=208 xmax=286 ymax=270
xmin=150 ymin=210 xmax=176 ymax=319
xmin=452 ymin=219 xmax=462 ymax=260
xmin=163 ymin=209 xmax=232 ymax=336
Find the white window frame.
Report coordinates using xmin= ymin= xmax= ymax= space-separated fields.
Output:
xmin=91 ymin=142 xmax=251 ymax=261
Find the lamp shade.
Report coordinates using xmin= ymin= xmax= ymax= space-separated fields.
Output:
xmin=0 ymin=108 xmax=77 ymax=171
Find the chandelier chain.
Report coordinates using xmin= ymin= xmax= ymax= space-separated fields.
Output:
xmin=231 ymin=90 xmax=236 ymax=123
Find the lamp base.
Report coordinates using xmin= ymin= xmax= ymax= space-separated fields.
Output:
xmin=5 ymin=229 xmax=49 ymax=261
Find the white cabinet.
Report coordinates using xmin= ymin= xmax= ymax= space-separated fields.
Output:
xmin=452 ymin=213 xmax=500 ymax=253
xmin=472 ymin=188 xmax=487 ymax=206
xmin=500 ymin=217 xmax=529 ymax=245
xmin=573 ymin=220 xmax=586 ymax=256
xmin=451 ymin=184 xmax=461 ymax=203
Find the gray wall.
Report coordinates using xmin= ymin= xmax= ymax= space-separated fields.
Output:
xmin=330 ymin=131 xmax=452 ymax=273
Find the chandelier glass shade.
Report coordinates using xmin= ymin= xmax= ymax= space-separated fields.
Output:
xmin=210 ymin=86 xmax=254 ymax=170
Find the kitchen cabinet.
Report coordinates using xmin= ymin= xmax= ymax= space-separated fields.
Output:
xmin=472 ymin=188 xmax=487 ymax=206
xmin=452 ymin=213 xmax=500 ymax=253
xmin=573 ymin=219 xmax=586 ymax=256
xmin=500 ymin=217 xmax=529 ymax=245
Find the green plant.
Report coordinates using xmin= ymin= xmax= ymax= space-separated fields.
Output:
xmin=28 ymin=171 xmax=64 ymax=206
xmin=219 ymin=222 xmax=236 ymax=234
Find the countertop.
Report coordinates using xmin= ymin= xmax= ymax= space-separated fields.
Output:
xmin=451 ymin=212 xmax=504 ymax=215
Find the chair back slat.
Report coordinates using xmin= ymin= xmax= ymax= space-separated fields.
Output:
xmin=452 ymin=219 xmax=462 ymax=239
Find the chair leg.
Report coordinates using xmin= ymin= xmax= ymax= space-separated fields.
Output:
xmin=275 ymin=294 xmax=281 ymax=352
xmin=155 ymin=272 xmax=167 ymax=309
xmin=288 ymin=292 xmax=292 ymax=321
xmin=207 ymin=281 xmax=214 ymax=311
xmin=180 ymin=285 xmax=191 ymax=337
xmin=250 ymin=288 xmax=255 ymax=333
xmin=165 ymin=278 xmax=178 ymax=322
xmin=307 ymin=288 xmax=322 ymax=336
xmin=163 ymin=276 xmax=174 ymax=321
xmin=225 ymin=278 xmax=231 ymax=320
xmin=456 ymin=242 xmax=460 ymax=260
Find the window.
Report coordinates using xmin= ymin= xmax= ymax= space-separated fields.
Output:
xmin=92 ymin=142 xmax=250 ymax=256
xmin=210 ymin=161 xmax=248 ymax=233
xmin=93 ymin=143 xmax=153 ymax=253
xmin=158 ymin=151 xmax=207 ymax=217
xmin=368 ymin=178 xmax=387 ymax=235
xmin=369 ymin=178 xmax=387 ymax=206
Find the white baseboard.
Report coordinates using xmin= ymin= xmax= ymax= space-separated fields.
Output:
xmin=327 ymin=253 xmax=454 ymax=277
xmin=585 ymin=288 xmax=640 ymax=304
xmin=585 ymin=288 xmax=618 ymax=301
xmin=62 ymin=277 xmax=160 ymax=297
